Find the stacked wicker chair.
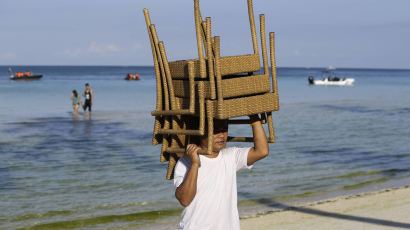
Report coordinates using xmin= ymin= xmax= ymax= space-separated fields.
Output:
xmin=143 ymin=0 xmax=279 ymax=180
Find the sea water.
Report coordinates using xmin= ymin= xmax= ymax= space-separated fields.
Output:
xmin=1 ymin=66 xmax=409 ymax=229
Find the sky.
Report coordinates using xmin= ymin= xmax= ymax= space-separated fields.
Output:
xmin=1 ymin=0 xmax=409 ymax=69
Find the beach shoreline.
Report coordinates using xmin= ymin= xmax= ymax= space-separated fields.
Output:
xmin=240 ymin=185 xmax=410 ymax=230
xmin=138 ymin=184 xmax=410 ymax=230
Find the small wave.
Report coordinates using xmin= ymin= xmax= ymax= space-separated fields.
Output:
xmin=11 ymin=210 xmax=75 ymax=222
xmin=322 ymin=169 xmax=409 ymax=180
xmin=341 ymin=178 xmax=389 ymax=190
xmin=267 ymin=177 xmax=392 ymax=202
xmin=313 ymin=104 xmax=410 ymax=116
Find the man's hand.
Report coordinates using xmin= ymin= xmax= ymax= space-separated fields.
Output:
xmin=186 ymin=144 xmax=201 ymax=166
xmin=248 ymin=114 xmax=260 ymax=124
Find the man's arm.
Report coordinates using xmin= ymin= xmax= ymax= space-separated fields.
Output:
xmin=247 ymin=114 xmax=269 ymax=166
xmin=175 ymin=144 xmax=201 ymax=207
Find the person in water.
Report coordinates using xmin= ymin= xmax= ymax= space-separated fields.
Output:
xmin=82 ymin=83 xmax=93 ymax=112
xmin=71 ymin=90 xmax=81 ymax=115
xmin=173 ymin=115 xmax=269 ymax=229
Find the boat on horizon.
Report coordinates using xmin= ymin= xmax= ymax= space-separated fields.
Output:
xmin=308 ymin=67 xmax=354 ymax=86
xmin=308 ymin=76 xmax=355 ymax=85
xmin=327 ymin=65 xmax=336 ymax=70
xmin=125 ymin=73 xmax=140 ymax=81
xmin=8 ymin=68 xmax=43 ymax=81
xmin=10 ymin=74 xmax=43 ymax=81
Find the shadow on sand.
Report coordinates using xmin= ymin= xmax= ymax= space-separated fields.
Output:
xmin=239 ymin=191 xmax=410 ymax=229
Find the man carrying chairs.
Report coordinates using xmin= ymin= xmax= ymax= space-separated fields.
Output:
xmin=143 ymin=0 xmax=280 ymax=228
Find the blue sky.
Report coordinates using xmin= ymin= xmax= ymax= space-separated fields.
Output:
xmin=1 ymin=0 xmax=409 ymax=68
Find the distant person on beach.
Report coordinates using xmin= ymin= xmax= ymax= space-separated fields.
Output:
xmin=174 ymin=115 xmax=269 ymax=229
xmin=71 ymin=90 xmax=81 ymax=115
xmin=82 ymin=83 xmax=93 ymax=112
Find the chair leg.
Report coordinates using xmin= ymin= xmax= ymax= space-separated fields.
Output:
xmin=247 ymin=0 xmax=259 ymax=56
xmin=198 ymin=82 xmax=206 ymax=136
xmin=213 ymin=36 xmax=224 ymax=110
xmin=160 ymin=117 xmax=171 ymax=162
xmin=194 ymin=0 xmax=206 ymax=79
xmin=170 ymin=116 xmax=184 ymax=151
xmin=152 ymin=116 xmax=162 ymax=145
xmin=269 ymin=32 xmax=280 ymax=111
xmin=206 ymin=101 xmax=214 ymax=155
xmin=260 ymin=14 xmax=269 ymax=80
xmin=205 ymin=17 xmax=216 ymax=99
xmin=149 ymin=25 xmax=170 ymax=112
xmin=267 ymin=112 xmax=276 ymax=143
xmin=143 ymin=10 xmax=165 ymax=146
xmin=260 ymin=113 xmax=267 ymax=124
xmin=166 ymin=153 xmax=178 ymax=180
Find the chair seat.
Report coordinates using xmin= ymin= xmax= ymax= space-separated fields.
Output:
xmin=209 ymin=92 xmax=277 ymax=119
xmin=172 ymin=73 xmax=270 ymax=99
xmin=175 ymin=92 xmax=277 ymax=120
xmin=168 ymin=54 xmax=260 ymax=79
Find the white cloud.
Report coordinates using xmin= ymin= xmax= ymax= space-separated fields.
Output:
xmin=0 ymin=52 xmax=16 ymax=60
xmin=293 ymin=49 xmax=301 ymax=56
xmin=132 ymin=42 xmax=142 ymax=50
xmin=87 ymin=41 xmax=120 ymax=54
xmin=63 ymin=48 xmax=82 ymax=57
xmin=62 ymin=41 xmax=120 ymax=57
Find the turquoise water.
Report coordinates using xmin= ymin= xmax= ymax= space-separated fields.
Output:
xmin=1 ymin=66 xmax=410 ymax=229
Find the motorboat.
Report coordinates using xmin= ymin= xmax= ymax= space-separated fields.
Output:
xmin=10 ymin=74 xmax=43 ymax=80
xmin=125 ymin=73 xmax=140 ymax=81
xmin=308 ymin=76 xmax=355 ymax=86
xmin=308 ymin=67 xmax=354 ymax=86
xmin=9 ymin=70 xmax=42 ymax=81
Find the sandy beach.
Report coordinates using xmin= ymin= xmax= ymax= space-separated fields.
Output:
xmin=241 ymin=186 xmax=410 ymax=230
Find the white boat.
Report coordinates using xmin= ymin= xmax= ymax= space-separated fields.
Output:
xmin=327 ymin=65 xmax=336 ymax=70
xmin=308 ymin=76 xmax=355 ymax=86
xmin=308 ymin=67 xmax=355 ymax=86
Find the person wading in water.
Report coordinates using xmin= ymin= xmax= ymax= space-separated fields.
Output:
xmin=83 ymin=83 xmax=93 ymax=114
xmin=71 ymin=90 xmax=81 ymax=116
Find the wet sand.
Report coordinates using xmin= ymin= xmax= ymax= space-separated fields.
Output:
xmin=241 ymin=186 xmax=410 ymax=230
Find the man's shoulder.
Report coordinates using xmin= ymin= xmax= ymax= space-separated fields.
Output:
xmin=221 ymin=146 xmax=251 ymax=159
xmin=220 ymin=147 xmax=239 ymax=159
xmin=221 ymin=146 xmax=248 ymax=154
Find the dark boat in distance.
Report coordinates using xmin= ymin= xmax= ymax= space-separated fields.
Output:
xmin=125 ymin=73 xmax=140 ymax=81
xmin=8 ymin=68 xmax=43 ymax=81
xmin=10 ymin=74 xmax=43 ymax=81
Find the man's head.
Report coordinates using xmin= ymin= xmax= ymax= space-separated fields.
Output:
xmin=199 ymin=119 xmax=229 ymax=153
xmin=85 ymin=83 xmax=90 ymax=89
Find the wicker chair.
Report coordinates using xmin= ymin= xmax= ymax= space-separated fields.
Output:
xmin=173 ymin=12 xmax=279 ymax=153
xmin=142 ymin=3 xmax=280 ymax=178
xmin=145 ymin=8 xmax=210 ymax=178
xmin=144 ymin=8 xmax=206 ymax=151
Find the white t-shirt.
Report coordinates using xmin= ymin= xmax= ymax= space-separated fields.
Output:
xmin=173 ymin=147 xmax=252 ymax=230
